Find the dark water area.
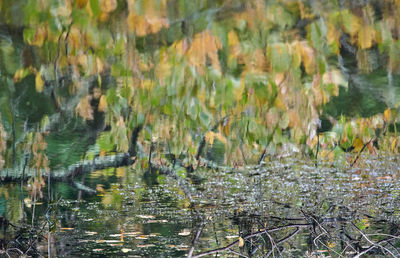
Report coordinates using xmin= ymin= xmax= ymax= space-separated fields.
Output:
xmin=1 ymin=155 xmax=400 ymax=257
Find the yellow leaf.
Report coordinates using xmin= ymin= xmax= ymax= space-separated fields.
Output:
xmin=391 ymin=137 xmax=397 ymax=152
xmin=35 ymin=72 xmax=44 ymax=92
xmin=205 ymin=131 xmax=215 ymax=145
xmin=294 ymin=41 xmax=316 ymax=74
xmin=100 ymin=0 xmax=117 ymax=13
xmin=186 ymin=30 xmax=222 ymax=72
xmin=238 ymin=237 xmax=244 ymax=247
xmin=228 ymin=30 xmax=239 ymax=46
xmin=126 ymin=12 xmax=148 ymax=36
xmin=141 ymin=79 xmax=155 ymax=90
xmin=383 ymin=108 xmax=391 ymax=123
xmin=327 ymin=241 xmax=336 ymax=248
xmin=116 ymin=167 xmax=125 ymax=178
xmin=126 ymin=12 xmax=169 ymax=36
xmin=68 ymin=27 xmax=81 ymax=50
xmin=147 ymin=17 xmax=169 ymax=34
xmin=358 ymin=26 xmax=375 ymax=49
xmin=353 ymin=138 xmax=364 ymax=152
xmin=205 ymin=131 xmax=227 ymax=145
xmin=273 ymin=94 xmax=286 ymax=110
xmin=30 ymin=27 xmax=47 ymax=47
xmin=98 ymin=95 xmax=108 ymax=112
xmin=13 ymin=68 xmax=28 ymax=83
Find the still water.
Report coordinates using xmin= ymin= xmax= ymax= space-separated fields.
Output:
xmin=1 ymin=154 xmax=400 ymax=257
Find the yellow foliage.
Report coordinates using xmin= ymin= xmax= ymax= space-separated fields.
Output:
xmin=391 ymin=137 xmax=398 ymax=152
xmin=141 ymin=79 xmax=155 ymax=90
xmin=358 ymin=25 xmax=375 ymax=49
xmin=98 ymin=95 xmax=108 ymax=112
xmin=13 ymin=68 xmax=28 ymax=83
xmin=383 ymin=108 xmax=391 ymax=123
xmin=293 ymin=41 xmax=316 ymax=74
xmin=126 ymin=12 xmax=169 ymax=36
xmin=185 ymin=30 xmax=222 ymax=72
xmin=228 ymin=30 xmax=239 ymax=46
xmin=32 ymin=27 xmax=47 ymax=47
xmin=205 ymin=131 xmax=227 ymax=145
xmin=353 ymin=138 xmax=364 ymax=152
xmin=68 ymin=27 xmax=81 ymax=50
xmin=297 ymin=1 xmax=314 ymax=19
xmin=35 ymin=72 xmax=44 ymax=92
xmin=116 ymin=167 xmax=125 ymax=178
xmin=320 ymin=149 xmax=334 ymax=162
xmin=100 ymin=0 xmax=117 ymax=13
xmin=238 ymin=236 xmax=244 ymax=247
xmin=274 ymin=94 xmax=287 ymax=110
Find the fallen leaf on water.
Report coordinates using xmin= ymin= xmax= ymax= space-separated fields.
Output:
xmin=225 ymin=235 xmax=239 ymax=239
xmin=135 ymin=235 xmax=149 ymax=240
xmin=137 ymin=215 xmax=155 ymax=219
xmin=121 ymin=248 xmax=132 ymax=253
xmin=60 ymin=227 xmax=74 ymax=231
xmin=238 ymin=236 xmax=244 ymax=247
xmin=178 ymin=229 xmax=191 ymax=236
xmin=96 ymin=240 xmax=121 ymax=243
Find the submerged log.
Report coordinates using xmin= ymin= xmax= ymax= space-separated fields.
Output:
xmin=0 ymin=152 xmax=133 ymax=181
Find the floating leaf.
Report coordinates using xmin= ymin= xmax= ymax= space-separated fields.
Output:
xmin=238 ymin=236 xmax=244 ymax=247
xmin=178 ymin=229 xmax=191 ymax=236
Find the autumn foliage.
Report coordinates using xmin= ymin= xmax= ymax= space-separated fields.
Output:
xmin=1 ymin=0 xmax=400 ymax=169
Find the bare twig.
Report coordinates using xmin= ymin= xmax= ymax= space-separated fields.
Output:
xmin=191 ymin=223 xmax=310 ymax=257
xmin=352 ymin=222 xmax=397 ymax=257
xmin=187 ymin=220 xmax=206 ymax=258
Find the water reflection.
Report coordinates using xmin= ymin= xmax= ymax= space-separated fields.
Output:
xmin=1 ymin=155 xmax=400 ymax=256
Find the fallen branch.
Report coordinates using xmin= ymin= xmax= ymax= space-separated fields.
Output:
xmin=191 ymin=223 xmax=310 ymax=257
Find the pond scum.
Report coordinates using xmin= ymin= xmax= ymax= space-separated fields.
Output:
xmin=1 ymin=0 xmax=400 ymax=257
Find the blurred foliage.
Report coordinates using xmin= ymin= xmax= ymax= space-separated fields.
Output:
xmin=0 ymin=0 xmax=400 ymax=169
